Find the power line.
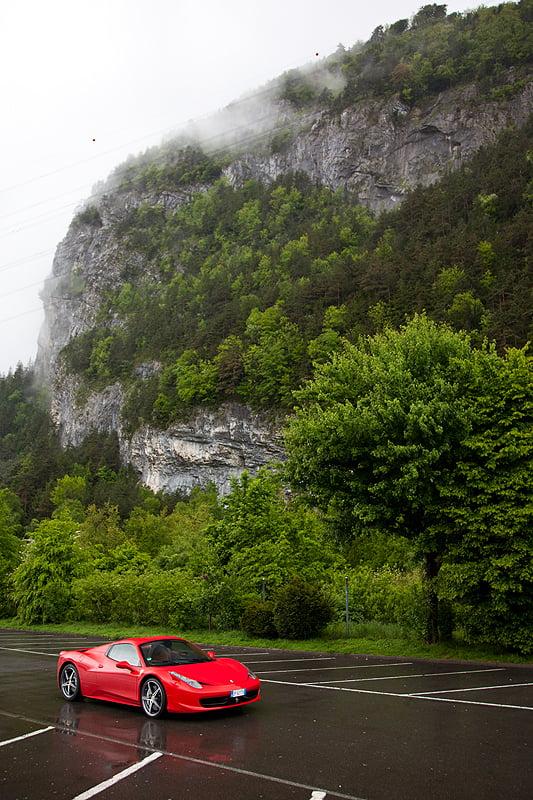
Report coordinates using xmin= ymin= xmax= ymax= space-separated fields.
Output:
xmin=0 ymin=249 xmax=54 ymax=274
xmin=0 ymin=305 xmax=43 ymax=325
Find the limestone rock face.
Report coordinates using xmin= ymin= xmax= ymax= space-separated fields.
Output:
xmin=124 ymin=404 xmax=284 ymax=495
xmin=50 ymin=372 xmax=283 ymax=495
xmin=36 ymin=77 xmax=533 ymax=494
xmin=225 ymin=82 xmax=533 ymax=212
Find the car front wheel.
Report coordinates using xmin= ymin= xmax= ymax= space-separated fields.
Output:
xmin=59 ymin=663 xmax=82 ymax=701
xmin=141 ymin=678 xmax=167 ymax=718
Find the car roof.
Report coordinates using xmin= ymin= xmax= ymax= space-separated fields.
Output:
xmin=112 ymin=636 xmax=189 ymax=645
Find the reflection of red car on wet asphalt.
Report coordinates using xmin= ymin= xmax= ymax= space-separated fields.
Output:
xmin=57 ymin=636 xmax=260 ymax=718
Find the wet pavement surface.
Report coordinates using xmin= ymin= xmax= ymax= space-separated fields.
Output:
xmin=1 ymin=628 xmax=533 ymax=799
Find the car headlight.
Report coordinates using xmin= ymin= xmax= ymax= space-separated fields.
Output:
xmin=247 ymin=669 xmax=258 ymax=680
xmin=169 ymin=671 xmax=202 ymax=689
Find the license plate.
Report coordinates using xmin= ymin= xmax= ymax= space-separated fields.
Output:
xmin=231 ymin=688 xmax=246 ymax=698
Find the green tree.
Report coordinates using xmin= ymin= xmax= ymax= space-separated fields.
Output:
xmin=272 ymin=577 xmax=335 ymax=639
xmin=78 ymin=503 xmax=125 ymax=570
xmin=438 ymin=346 xmax=533 ymax=653
xmin=155 ymin=486 xmax=219 ymax=574
xmin=240 ymin=307 xmax=307 ymax=407
xmin=123 ymin=507 xmax=173 ymax=556
xmin=0 ymin=488 xmax=23 ymax=614
xmin=207 ymin=469 xmax=342 ymax=592
xmin=50 ymin=474 xmax=88 ymax=522
xmin=11 ymin=516 xmax=82 ymax=624
xmin=284 ymin=314 xmax=500 ymax=642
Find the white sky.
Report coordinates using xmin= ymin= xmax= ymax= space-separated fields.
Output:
xmin=0 ymin=0 xmax=507 ymax=374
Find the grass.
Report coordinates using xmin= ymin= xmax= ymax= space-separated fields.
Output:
xmin=1 ymin=618 xmax=531 ymax=665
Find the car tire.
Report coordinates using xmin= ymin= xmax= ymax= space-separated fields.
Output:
xmin=141 ymin=677 xmax=167 ymax=718
xmin=59 ymin=663 xmax=83 ymax=701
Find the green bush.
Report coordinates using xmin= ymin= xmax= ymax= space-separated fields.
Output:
xmin=345 ymin=567 xmax=420 ymax=626
xmin=240 ymin=598 xmax=277 ymax=638
xmin=272 ymin=577 xmax=334 ymax=639
xmin=71 ymin=571 xmax=206 ymax=629
xmin=71 ymin=572 xmax=117 ymax=623
xmin=197 ymin=578 xmax=244 ymax=631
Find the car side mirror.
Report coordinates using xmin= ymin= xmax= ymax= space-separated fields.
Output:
xmin=207 ymin=651 xmax=216 ymax=659
xmin=116 ymin=660 xmax=135 ymax=671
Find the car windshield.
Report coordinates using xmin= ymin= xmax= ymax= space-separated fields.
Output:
xmin=140 ymin=639 xmax=211 ymax=667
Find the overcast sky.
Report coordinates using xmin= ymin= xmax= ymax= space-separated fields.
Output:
xmin=0 ymin=0 xmax=507 ymax=374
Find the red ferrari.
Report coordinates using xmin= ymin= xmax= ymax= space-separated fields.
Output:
xmin=57 ymin=636 xmax=260 ymax=718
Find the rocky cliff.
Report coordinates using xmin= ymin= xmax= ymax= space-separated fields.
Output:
xmin=36 ymin=73 xmax=533 ymax=495
xmin=225 ymin=80 xmax=533 ymax=211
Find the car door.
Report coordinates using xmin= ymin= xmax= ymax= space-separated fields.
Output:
xmin=94 ymin=643 xmax=142 ymax=704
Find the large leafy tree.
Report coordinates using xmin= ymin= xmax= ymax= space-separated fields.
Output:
xmin=438 ymin=347 xmax=533 ymax=653
xmin=284 ymin=314 xmax=505 ymax=642
xmin=11 ymin=516 xmax=82 ymax=624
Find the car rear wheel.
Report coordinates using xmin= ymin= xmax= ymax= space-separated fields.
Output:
xmin=141 ymin=677 xmax=167 ymax=718
xmin=59 ymin=663 xmax=82 ymax=701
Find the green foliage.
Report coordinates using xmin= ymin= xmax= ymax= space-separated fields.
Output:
xmin=60 ymin=112 xmax=533 ymax=434
xmin=240 ymin=599 xmax=277 ymax=638
xmin=71 ymin=569 xmax=241 ymax=631
xmin=154 ymin=487 xmax=218 ymax=573
xmin=112 ymin=145 xmax=224 ymax=193
xmin=73 ymin=205 xmax=102 ymax=228
xmin=284 ymin=314 xmax=517 ymax=641
xmin=50 ymin=474 xmax=88 ymax=522
xmin=345 ymin=530 xmax=414 ymax=571
xmin=63 ymin=173 xmax=377 ymax=422
xmin=272 ymin=577 xmax=335 ymax=639
xmin=196 ymin=576 xmax=244 ymax=631
xmin=437 ymin=346 xmax=533 ymax=653
xmin=328 ymin=1 xmax=533 ymax=110
xmin=11 ymin=517 xmax=82 ymax=624
xmin=123 ymin=507 xmax=173 ymax=557
xmin=0 ymin=489 xmax=23 ymax=615
xmin=285 ymin=314 xmax=485 ymax=538
xmin=343 ymin=566 xmax=428 ymax=634
xmin=71 ymin=570 xmax=206 ymax=628
xmin=207 ymin=468 xmax=343 ymax=590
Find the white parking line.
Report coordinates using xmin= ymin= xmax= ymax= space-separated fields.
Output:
xmin=71 ymin=752 xmax=164 ymax=800
xmin=204 ymin=651 xmax=272 ymax=657
xmin=0 ymin=640 xmax=106 ymax=646
xmin=310 ymin=668 xmax=505 ymax=684
xmin=0 ymin=647 xmax=60 ymax=657
xmin=410 ymin=680 xmax=533 ymax=696
xmin=258 ymin=662 xmax=410 ymax=674
xmin=262 ymin=678 xmax=533 ymax=711
xmin=0 ymin=726 xmax=54 ymax=747
xmin=246 ymin=657 xmax=336 ymax=665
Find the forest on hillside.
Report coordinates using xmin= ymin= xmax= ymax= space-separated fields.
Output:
xmin=63 ymin=115 xmax=533 ymax=432
xmin=278 ymin=0 xmax=533 ymax=112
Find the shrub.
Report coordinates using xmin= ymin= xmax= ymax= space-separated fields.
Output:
xmin=197 ymin=578 xmax=244 ymax=631
xmin=71 ymin=571 xmax=206 ymax=629
xmin=272 ymin=577 xmax=334 ymax=639
xmin=345 ymin=567 xmax=420 ymax=626
xmin=240 ymin=598 xmax=277 ymax=638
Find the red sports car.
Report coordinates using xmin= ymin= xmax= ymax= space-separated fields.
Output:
xmin=57 ymin=636 xmax=260 ymax=718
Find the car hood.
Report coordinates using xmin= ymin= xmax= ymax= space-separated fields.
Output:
xmin=167 ymin=658 xmax=250 ymax=686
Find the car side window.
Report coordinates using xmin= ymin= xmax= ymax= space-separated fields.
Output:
xmin=107 ymin=643 xmax=141 ymax=667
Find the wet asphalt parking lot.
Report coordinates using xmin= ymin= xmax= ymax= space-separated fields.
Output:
xmin=0 ymin=629 xmax=532 ymax=799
